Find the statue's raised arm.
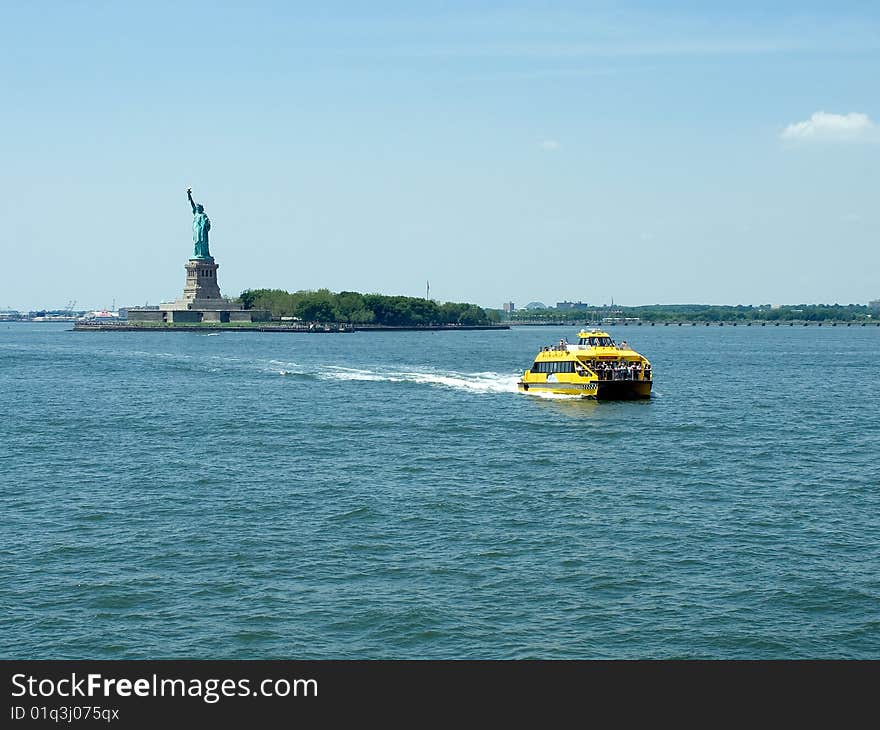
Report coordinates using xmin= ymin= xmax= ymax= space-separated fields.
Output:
xmin=187 ymin=187 xmax=197 ymax=214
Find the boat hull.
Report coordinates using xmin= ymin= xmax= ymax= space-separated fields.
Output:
xmin=596 ymin=380 xmax=652 ymax=400
xmin=518 ymin=379 xmax=652 ymax=400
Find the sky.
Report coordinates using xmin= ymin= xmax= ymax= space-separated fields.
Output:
xmin=1 ymin=1 xmax=878 ymax=311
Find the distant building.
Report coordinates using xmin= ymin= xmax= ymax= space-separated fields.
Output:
xmin=556 ymin=300 xmax=589 ymax=310
xmin=869 ymin=299 xmax=880 ymax=311
xmin=502 ymin=301 xmax=515 ymax=313
xmin=81 ymin=310 xmax=121 ymax=324
xmin=523 ymin=301 xmax=547 ymax=310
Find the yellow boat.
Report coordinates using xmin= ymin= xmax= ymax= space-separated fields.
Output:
xmin=517 ymin=329 xmax=653 ymax=399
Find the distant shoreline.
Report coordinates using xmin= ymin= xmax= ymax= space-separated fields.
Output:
xmin=509 ymin=321 xmax=880 ymax=327
xmin=70 ymin=322 xmax=510 ymax=333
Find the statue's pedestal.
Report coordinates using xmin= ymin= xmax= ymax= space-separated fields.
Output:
xmin=182 ymin=258 xmax=222 ymax=303
xmin=158 ymin=257 xmax=237 ymax=314
xmin=127 ymin=255 xmax=270 ymax=324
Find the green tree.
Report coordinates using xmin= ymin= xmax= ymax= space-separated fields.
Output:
xmin=295 ymin=289 xmax=338 ymax=322
xmin=239 ymin=289 xmax=257 ymax=310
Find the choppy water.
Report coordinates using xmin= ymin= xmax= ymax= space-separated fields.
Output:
xmin=1 ymin=323 xmax=878 ymax=658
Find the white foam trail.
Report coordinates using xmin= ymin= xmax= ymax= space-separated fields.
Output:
xmin=399 ymin=371 xmax=520 ymax=393
xmin=267 ymin=359 xmax=304 ymax=377
xmin=321 ymin=366 xmax=398 ymax=382
xmin=523 ymin=390 xmax=587 ymax=400
xmin=314 ymin=365 xmax=520 ymax=393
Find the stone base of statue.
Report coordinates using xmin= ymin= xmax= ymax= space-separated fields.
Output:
xmin=180 ymin=257 xmax=223 ymax=303
xmin=128 ymin=256 xmax=270 ymax=324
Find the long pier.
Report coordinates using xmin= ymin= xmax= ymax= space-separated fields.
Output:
xmin=643 ymin=321 xmax=879 ymax=327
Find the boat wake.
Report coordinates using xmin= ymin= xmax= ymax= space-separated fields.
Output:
xmin=269 ymin=362 xmax=520 ymax=394
xmin=114 ymin=352 xmax=526 ymax=395
xmin=523 ymin=390 xmax=587 ymax=400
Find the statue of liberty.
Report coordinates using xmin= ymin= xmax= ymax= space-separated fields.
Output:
xmin=187 ymin=187 xmax=212 ymax=259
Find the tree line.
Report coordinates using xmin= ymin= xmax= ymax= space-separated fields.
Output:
xmin=239 ymin=288 xmax=499 ymax=326
xmin=507 ymin=303 xmax=876 ymax=323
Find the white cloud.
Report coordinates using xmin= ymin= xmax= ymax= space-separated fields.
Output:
xmin=540 ymin=139 xmax=560 ymax=150
xmin=781 ymin=111 xmax=876 ymax=141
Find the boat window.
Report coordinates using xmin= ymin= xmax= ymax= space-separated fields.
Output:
xmin=532 ymin=360 xmax=577 ymax=374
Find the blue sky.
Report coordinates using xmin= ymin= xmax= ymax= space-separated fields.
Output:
xmin=1 ymin=1 xmax=878 ymax=310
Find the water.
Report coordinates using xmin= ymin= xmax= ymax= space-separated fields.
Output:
xmin=1 ymin=323 xmax=878 ymax=659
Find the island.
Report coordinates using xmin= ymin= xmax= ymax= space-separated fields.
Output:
xmin=239 ymin=289 xmax=501 ymax=328
xmin=75 ymin=188 xmax=506 ymax=332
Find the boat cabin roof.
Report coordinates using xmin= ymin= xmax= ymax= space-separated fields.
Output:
xmin=533 ymin=329 xmax=645 ymax=360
